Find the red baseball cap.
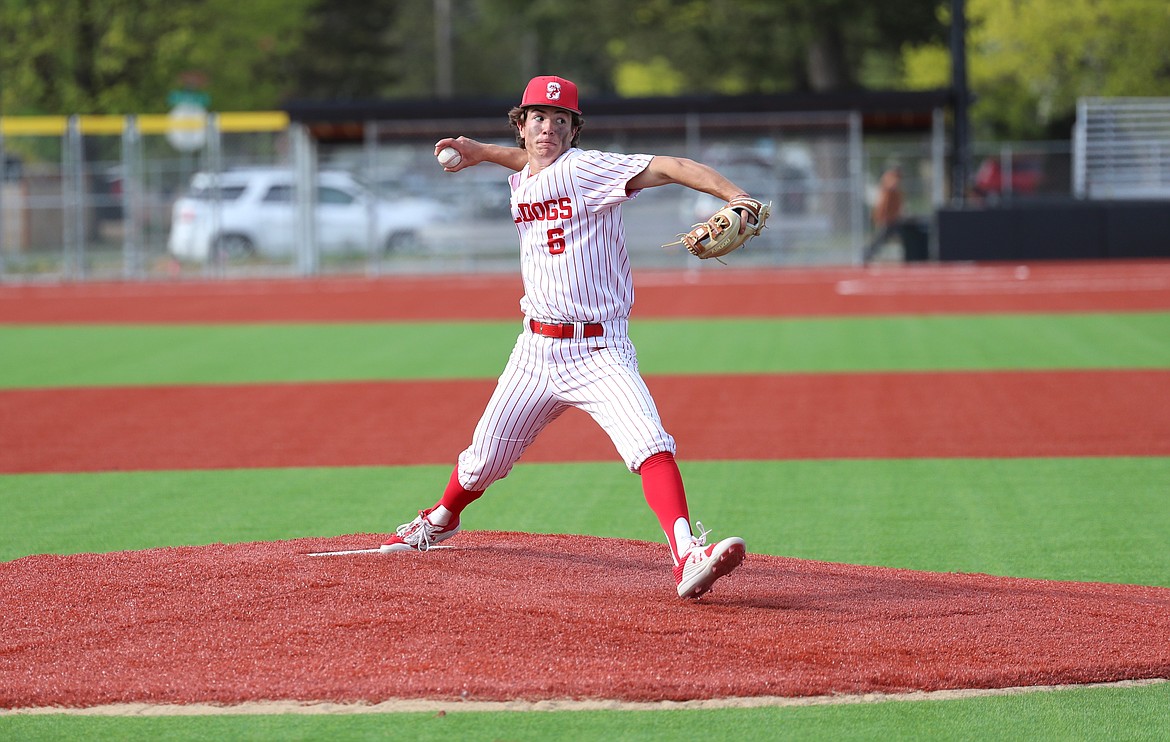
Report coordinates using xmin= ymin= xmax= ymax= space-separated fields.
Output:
xmin=520 ymin=75 xmax=581 ymax=114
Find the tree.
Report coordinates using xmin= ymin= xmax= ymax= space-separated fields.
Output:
xmin=599 ymin=0 xmax=943 ymax=95
xmin=379 ymin=0 xmax=944 ymax=101
xmin=0 ymin=0 xmax=311 ymax=115
xmin=902 ymin=0 xmax=1170 ymax=138
xmin=1 ymin=0 xmax=951 ymax=116
xmin=284 ymin=0 xmax=403 ymax=100
xmin=455 ymin=0 xmax=631 ymax=97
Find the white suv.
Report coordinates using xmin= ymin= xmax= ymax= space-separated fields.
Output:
xmin=167 ymin=168 xmax=450 ymax=261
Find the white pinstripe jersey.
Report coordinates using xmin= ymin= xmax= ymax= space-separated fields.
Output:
xmin=508 ymin=148 xmax=653 ymax=323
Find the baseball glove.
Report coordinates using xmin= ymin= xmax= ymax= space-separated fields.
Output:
xmin=666 ymin=195 xmax=771 ymax=261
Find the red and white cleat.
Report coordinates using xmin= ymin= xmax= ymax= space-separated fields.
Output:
xmin=379 ymin=507 xmax=461 ymax=553
xmin=674 ymin=522 xmax=746 ymax=599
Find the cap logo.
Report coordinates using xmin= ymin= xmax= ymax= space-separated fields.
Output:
xmin=546 ymin=82 xmax=561 ymax=102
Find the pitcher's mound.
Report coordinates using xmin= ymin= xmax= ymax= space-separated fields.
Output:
xmin=3 ymin=531 xmax=1170 ymax=709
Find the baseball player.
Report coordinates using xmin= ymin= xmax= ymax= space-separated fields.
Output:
xmin=381 ymin=75 xmax=760 ymax=599
xmin=861 ymin=166 xmax=905 ymax=264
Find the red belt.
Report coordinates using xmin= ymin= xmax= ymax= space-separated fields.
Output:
xmin=529 ymin=319 xmax=604 ymax=338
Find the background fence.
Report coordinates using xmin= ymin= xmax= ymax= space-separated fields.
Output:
xmin=1 ymin=109 xmax=1074 ymax=281
xmin=1 ymin=113 xmax=287 ymax=280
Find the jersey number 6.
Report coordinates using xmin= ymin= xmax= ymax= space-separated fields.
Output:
xmin=547 ymin=228 xmax=566 ymax=255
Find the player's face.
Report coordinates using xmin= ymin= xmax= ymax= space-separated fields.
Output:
xmin=520 ymin=106 xmax=577 ymax=163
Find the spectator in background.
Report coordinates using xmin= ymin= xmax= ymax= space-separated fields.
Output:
xmin=972 ymin=157 xmax=1003 ymax=202
xmin=861 ymin=166 xmax=904 ymax=265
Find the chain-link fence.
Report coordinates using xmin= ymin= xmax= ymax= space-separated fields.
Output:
xmin=2 ymin=108 xmax=1073 ymax=281
xmin=1 ymin=113 xmax=287 ymax=280
xmin=314 ymin=111 xmax=869 ymax=274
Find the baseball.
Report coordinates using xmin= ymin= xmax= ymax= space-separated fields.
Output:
xmin=437 ymin=146 xmax=462 ymax=169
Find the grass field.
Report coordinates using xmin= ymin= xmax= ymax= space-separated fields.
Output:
xmin=3 ymin=292 xmax=1169 ymax=739
xmin=2 ymin=313 xmax=1169 ymax=388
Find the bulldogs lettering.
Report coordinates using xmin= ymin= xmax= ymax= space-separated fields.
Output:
xmin=514 ymin=197 xmax=574 ymax=223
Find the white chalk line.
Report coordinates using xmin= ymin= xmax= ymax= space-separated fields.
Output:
xmin=836 ymin=275 xmax=1170 ymax=296
xmin=3 ymin=678 xmax=1166 ymax=716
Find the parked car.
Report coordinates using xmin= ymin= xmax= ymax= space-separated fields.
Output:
xmin=3 ymin=154 xmax=22 ymax=182
xmin=684 ymin=144 xmax=820 ymax=222
xmin=167 ymin=168 xmax=451 ymax=261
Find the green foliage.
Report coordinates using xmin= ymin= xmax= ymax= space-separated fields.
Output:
xmin=904 ymin=0 xmax=1170 ymax=138
xmin=0 ymin=0 xmax=313 ymax=114
xmin=285 ymin=0 xmax=403 ymax=100
xmin=11 ymin=0 xmax=1168 ymax=140
xmin=1 ymin=0 xmax=945 ymax=115
xmin=582 ymin=0 xmax=942 ymax=95
xmin=181 ymin=0 xmax=316 ymax=111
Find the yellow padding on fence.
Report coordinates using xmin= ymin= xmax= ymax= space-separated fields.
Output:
xmin=1 ymin=116 xmax=69 ymax=136
xmin=79 ymin=116 xmax=128 ymax=135
xmin=137 ymin=114 xmax=200 ymax=134
xmin=218 ymin=111 xmax=289 ymax=132
xmin=1 ymin=112 xmax=290 ymax=137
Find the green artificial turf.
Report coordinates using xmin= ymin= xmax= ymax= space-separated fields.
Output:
xmin=1 ymin=311 xmax=1168 ymax=388
xmin=5 ymin=458 xmax=1169 ymax=589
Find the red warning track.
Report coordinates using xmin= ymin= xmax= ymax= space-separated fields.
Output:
xmin=3 ymin=261 xmax=1170 ymax=324
xmin=2 ymin=533 xmax=1169 ymax=708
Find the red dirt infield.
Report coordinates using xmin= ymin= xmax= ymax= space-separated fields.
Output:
xmin=3 ymin=263 xmax=1169 ymax=711
xmin=3 ymin=533 xmax=1170 ymax=708
xmin=2 ymin=370 xmax=1169 ymax=473
xmin=3 ymin=261 xmax=1170 ymax=324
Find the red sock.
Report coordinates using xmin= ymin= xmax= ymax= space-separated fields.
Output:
xmin=437 ymin=467 xmax=483 ymax=517
xmin=639 ymin=451 xmax=690 ymax=563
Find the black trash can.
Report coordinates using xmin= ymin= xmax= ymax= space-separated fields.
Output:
xmin=899 ymin=219 xmax=930 ymax=262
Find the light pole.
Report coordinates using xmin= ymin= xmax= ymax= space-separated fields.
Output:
xmin=950 ymin=0 xmax=971 ymax=205
xmin=435 ymin=0 xmax=453 ymax=98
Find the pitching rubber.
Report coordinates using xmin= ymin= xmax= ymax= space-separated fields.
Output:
xmin=308 ymin=546 xmax=455 ymax=557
